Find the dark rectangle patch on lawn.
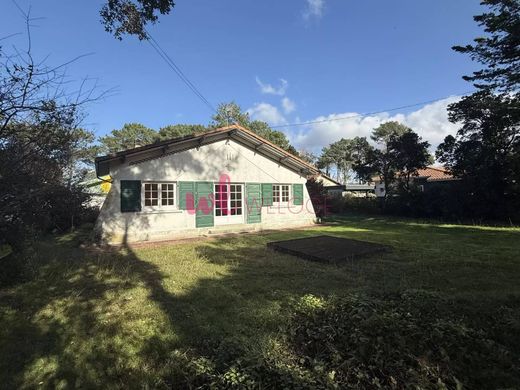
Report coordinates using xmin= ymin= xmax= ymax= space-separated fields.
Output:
xmin=267 ymin=235 xmax=389 ymax=263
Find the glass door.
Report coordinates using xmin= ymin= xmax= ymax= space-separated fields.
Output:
xmin=214 ymin=183 xmax=244 ymax=225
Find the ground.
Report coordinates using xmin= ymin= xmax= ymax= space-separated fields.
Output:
xmin=1 ymin=215 xmax=519 ymax=388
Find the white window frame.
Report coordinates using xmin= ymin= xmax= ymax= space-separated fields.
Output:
xmin=142 ymin=182 xmax=177 ymax=211
xmin=273 ymin=184 xmax=291 ymax=205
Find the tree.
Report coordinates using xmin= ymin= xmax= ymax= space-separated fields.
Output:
xmin=0 ymin=20 xmax=103 ymax=251
xmin=451 ymin=0 xmax=519 ymax=92
xmin=248 ymin=120 xmax=299 ymax=155
xmin=99 ymin=123 xmax=158 ymax=153
xmin=210 ymin=102 xmax=250 ymax=129
xmin=316 ymin=147 xmax=333 ymax=176
xmin=353 ymin=124 xmax=430 ymax=201
xmin=298 ymin=149 xmax=318 ymax=165
xmin=437 ymin=0 xmax=520 ymax=220
xmin=210 ymin=102 xmax=299 ymax=155
xmin=158 ymin=124 xmax=207 ymax=140
xmin=371 ymin=121 xmax=410 ymax=147
xmin=389 ymin=131 xmax=431 ymax=191
xmin=100 ymin=0 xmax=175 ymax=40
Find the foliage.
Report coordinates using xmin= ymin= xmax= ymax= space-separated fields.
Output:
xmin=99 ymin=122 xmax=158 ymax=153
xmin=306 ymin=177 xmax=328 ymax=218
xmin=210 ymin=102 xmax=250 ymax=129
xmin=451 ymin=0 xmax=519 ymax=92
xmin=299 ymin=149 xmax=318 ymax=165
xmin=100 ymin=0 xmax=175 ymax=40
xmin=158 ymin=124 xmax=207 ymax=139
xmin=353 ymin=123 xmax=430 ymax=201
xmin=0 ymin=20 xmax=101 ymax=285
xmin=329 ymin=195 xmax=380 ymax=215
xmin=284 ymin=291 xmax=519 ymax=389
xmin=210 ymin=102 xmax=299 ymax=155
xmin=317 ymin=137 xmax=371 ymax=183
xmin=370 ymin=121 xmax=409 ymax=145
xmin=437 ymin=0 xmax=520 ymax=221
xmin=389 ymin=131 xmax=432 ymax=190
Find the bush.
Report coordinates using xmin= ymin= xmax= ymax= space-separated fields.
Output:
xmin=329 ymin=194 xmax=380 ymax=215
xmin=284 ymin=291 xmax=520 ymax=389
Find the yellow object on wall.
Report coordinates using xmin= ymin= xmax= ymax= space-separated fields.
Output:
xmin=100 ymin=176 xmax=112 ymax=193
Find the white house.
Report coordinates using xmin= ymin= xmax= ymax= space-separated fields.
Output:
xmin=94 ymin=125 xmax=328 ymax=244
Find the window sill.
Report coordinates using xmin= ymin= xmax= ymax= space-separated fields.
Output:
xmin=269 ymin=203 xmax=291 ymax=209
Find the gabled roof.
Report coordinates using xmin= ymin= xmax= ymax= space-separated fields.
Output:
xmin=95 ymin=124 xmax=323 ymax=178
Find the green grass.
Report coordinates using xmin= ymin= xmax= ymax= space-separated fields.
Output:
xmin=1 ymin=215 xmax=519 ymax=388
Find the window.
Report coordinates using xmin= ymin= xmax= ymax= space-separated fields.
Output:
xmin=273 ymin=184 xmax=290 ymax=204
xmin=144 ymin=182 xmax=175 ymax=208
xmin=161 ymin=183 xmax=175 ymax=206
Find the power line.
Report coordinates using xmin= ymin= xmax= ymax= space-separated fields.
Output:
xmin=271 ymin=91 xmax=476 ymax=129
xmin=144 ymin=28 xmax=217 ymax=114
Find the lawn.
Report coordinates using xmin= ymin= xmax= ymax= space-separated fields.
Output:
xmin=1 ymin=215 xmax=519 ymax=389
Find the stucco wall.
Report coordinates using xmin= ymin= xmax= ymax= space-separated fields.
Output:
xmin=96 ymin=139 xmax=316 ymax=243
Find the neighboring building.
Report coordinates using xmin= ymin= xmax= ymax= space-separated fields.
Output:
xmin=312 ymin=174 xmax=346 ymax=197
xmin=373 ymin=166 xmax=458 ymax=197
xmin=344 ymin=183 xmax=375 ymax=197
xmin=94 ymin=125 xmax=324 ymax=244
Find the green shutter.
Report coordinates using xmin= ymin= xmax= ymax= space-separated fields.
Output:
xmin=178 ymin=181 xmax=195 ymax=211
xmin=195 ymin=181 xmax=214 ymax=228
xmin=293 ymin=183 xmax=304 ymax=206
xmin=246 ymin=183 xmax=262 ymax=224
xmin=261 ymin=183 xmax=273 ymax=206
xmin=120 ymin=180 xmax=141 ymax=212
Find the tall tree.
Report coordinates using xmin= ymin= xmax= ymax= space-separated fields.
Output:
xmin=371 ymin=121 xmax=410 ymax=148
xmin=99 ymin=123 xmax=158 ymax=153
xmin=389 ymin=131 xmax=431 ymax=190
xmin=437 ymin=0 xmax=520 ymax=219
xmin=353 ymin=124 xmax=430 ymax=200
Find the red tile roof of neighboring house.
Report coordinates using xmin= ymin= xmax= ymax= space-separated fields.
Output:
xmin=371 ymin=166 xmax=457 ymax=183
xmin=415 ymin=166 xmax=456 ymax=181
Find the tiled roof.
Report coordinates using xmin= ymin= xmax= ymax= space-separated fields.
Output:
xmin=416 ymin=166 xmax=456 ymax=181
xmin=371 ymin=166 xmax=456 ymax=183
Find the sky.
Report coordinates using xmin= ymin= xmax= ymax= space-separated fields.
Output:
xmin=1 ymin=0 xmax=484 ymax=153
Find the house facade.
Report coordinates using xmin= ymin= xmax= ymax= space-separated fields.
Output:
xmin=94 ymin=125 xmax=320 ymax=244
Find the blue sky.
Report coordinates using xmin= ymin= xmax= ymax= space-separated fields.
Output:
xmin=1 ymin=0 xmax=483 ymax=152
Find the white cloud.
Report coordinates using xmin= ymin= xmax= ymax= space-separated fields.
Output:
xmin=247 ymin=103 xmax=287 ymax=126
xmin=293 ymin=96 xmax=462 ymax=153
xmin=281 ymin=97 xmax=296 ymax=114
xmin=303 ymin=0 xmax=325 ymax=20
xmin=256 ymin=77 xmax=288 ymax=96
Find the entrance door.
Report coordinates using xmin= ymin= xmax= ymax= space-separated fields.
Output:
xmin=214 ymin=183 xmax=244 ymax=225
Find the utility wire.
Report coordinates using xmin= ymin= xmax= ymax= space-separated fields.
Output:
xmin=271 ymin=90 xmax=476 ymax=128
xmin=144 ymin=28 xmax=217 ymax=114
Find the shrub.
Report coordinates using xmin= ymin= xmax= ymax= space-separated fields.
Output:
xmin=285 ymin=291 xmax=520 ymax=389
xmin=329 ymin=194 xmax=380 ymax=215
xmin=161 ymin=291 xmax=520 ymax=389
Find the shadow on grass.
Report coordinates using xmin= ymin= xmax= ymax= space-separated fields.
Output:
xmin=1 ymin=215 xmax=519 ymax=388
xmin=0 ymin=218 xmax=365 ymax=388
